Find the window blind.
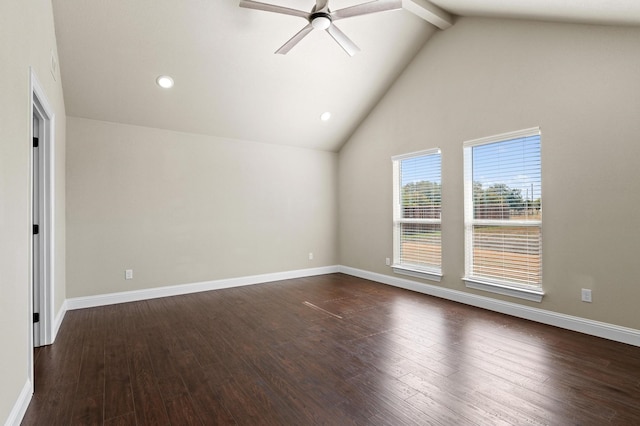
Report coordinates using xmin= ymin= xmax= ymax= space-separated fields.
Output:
xmin=392 ymin=149 xmax=442 ymax=274
xmin=464 ymin=129 xmax=542 ymax=289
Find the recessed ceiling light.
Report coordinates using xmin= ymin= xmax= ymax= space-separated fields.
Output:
xmin=156 ymin=75 xmax=174 ymax=89
xmin=320 ymin=112 xmax=332 ymax=121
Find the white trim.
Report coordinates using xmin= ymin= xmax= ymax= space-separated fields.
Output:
xmin=30 ymin=68 xmax=56 ymax=347
xmin=392 ymin=148 xmax=442 ymax=272
xmin=464 ymin=277 xmax=544 ymax=302
xmin=463 ymin=126 xmax=540 ymax=148
xmin=58 ymin=264 xmax=639 ymax=348
xmin=472 ymin=219 xmax=541 ymax=227
xmin=339 ymin=266 xmax=640 ymax=347
xmin=402 ymin=0 xmax=453 ymax=30
xmin=52 ymin=300 xmax=67 ymax=342
xmin=66 ymin=266 xmax=341 ymax=310
xmin=4 ymin=379 xmax=32 ymax=426
xmin=394 ymin=218 xmax=441 ymax=225
xmin=392 ymin=265 xmax=442 ymax=282
xmin=392 ymin=147 xmax=440 ymax=162
xmin=463 ymin=127 xmax=543 ymax=291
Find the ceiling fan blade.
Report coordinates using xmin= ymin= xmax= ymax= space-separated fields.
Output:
xmin=332 ymin=0 xmax=402 ymax=20
xmin=239 ymin=0 xmax=309 ymax=19
xmin=326 ymin=24 xmax=360 ymax=56
xmin=275 ymin=23 xmax=314 ymax=55
xmin=315 ymin=0 xmax=329 ymax=12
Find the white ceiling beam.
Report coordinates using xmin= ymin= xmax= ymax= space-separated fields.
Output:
xmin=403 ymin=0 xmax=453 ymax=30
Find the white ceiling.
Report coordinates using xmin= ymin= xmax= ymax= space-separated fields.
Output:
xmin=52 ymin=0 xmax=434 ymax=152
xmin=52 ymin=0 xmax=640 ymax=152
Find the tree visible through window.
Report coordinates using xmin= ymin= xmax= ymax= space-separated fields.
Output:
xmin=392 ymin=149 xmax=442 ymax=280
xmin=463 ymin=128 xmax=542 ymax=298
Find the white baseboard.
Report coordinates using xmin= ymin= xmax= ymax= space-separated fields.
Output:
xmin=4 ymin=379 xmax=32 ymax=426
xmin=339 ymin=266 xmax=640 ymax=347
xmin=66 ymin=266 xmax=341 ymax=310
xmin=60 ymin=264 xmax=640 ymax=347
xmin=52 ymin=300 xmax=67 ymax=343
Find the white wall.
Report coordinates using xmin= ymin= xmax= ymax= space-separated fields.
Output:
xmin=339 ymin=18 xmax=640 ymax=330
xmin=66 ymin=118 xmax=338 ymax=297
xmin=0 ymin=0 xmax=66 ymax=422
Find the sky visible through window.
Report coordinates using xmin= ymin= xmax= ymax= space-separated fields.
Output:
xmin=472 ymin=135 xmax=541 ymax=201
xmin=401 ymin=136 xmax=540 ymax=202
xmin=400 ymin=154 xmax=441 ymax=186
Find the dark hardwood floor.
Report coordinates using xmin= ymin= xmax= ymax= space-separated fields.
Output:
xmin=22 ymin=273 xmax=640 ymax=425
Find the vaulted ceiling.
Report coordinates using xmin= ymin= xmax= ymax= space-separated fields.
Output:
xmin=52 ymin=0 xmax=640 ymax=152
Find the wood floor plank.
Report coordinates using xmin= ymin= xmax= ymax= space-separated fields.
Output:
xmin=157 ymin=375 xmax=203 ymax=426
xmin=23 ymin=273 xmax=640 ymax=425
xmin=71 ymin=394 xmax=104 ymax=426
xmin=163 ymin=394 xmax=203 ymax=426
xmin=103 ymin=412 xmax=136 ymax=426
xmin=248 ymin=350 xmax=355 ymax=425
xmin=174 ymin=351 xmax=237 ymax=425
xmin=103 ymin=341 xmax=134 ymax=422
xmin=128 ymin=348 xmax=171 ymax=425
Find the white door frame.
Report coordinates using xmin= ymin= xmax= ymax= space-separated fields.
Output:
xmin=30 ymin=69 xmax=56 ymax=356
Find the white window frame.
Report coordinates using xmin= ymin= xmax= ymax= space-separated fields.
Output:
xmin=463 ymin=128 xmax=544 ymax=302
xmin=392 ymin=148 xmax=442 ymax=282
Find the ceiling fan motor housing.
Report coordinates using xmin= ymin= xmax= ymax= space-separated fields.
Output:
xmin=311 ymin=12 xmax=332 ymax=30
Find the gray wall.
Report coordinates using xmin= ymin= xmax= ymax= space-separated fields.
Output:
xmin=0 ymin=0 xmax=66 ymax=421
xmin=339 ymin=17 xmax=640 ymax=329
xmin=66 ymin=118 xmax=338 ymax=297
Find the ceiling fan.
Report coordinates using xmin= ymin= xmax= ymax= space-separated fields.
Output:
xmin=240 ymin=0 xmax=403 ymax=56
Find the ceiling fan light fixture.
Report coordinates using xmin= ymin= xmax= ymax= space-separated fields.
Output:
xmin=156 ymin=75 xmax=174 ymax=89
xmin=312 ymin=16 xmax=331 ymax=30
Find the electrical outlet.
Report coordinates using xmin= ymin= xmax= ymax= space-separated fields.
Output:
xmin=581 ymin=288 xmax=592 ymax=303
xmin=125 ymin=269 xmax=133 ymax=280
xmin=308 ymin=252 xmax=313 ymax=261
xmin=385 ymin=258 xmax=391 ymax=266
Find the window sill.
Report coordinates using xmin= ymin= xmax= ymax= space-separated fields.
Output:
xmin=392 ymin=266 xmax=442 ymax=282
xmin=463 ymin=277 xmax=544 ymax=302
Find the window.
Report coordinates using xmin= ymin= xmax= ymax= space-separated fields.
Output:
xmin=463 ymin=128 xmax=543 ymax=301
xmin=392 ymin=149 xmax=442 ymax=281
